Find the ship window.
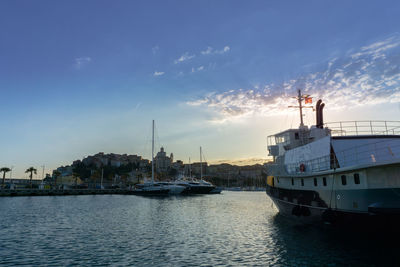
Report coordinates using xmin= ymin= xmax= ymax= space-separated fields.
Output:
xmin=354 ymin=173 xmax=360 ymax=184
xmin=291 ymin=178 xmax=294 ymax=186
xmin=301 ymin=179 xmax=304 ymax=186
xmin=323 ymin=177 xmax=327 ymax=186
xmin=295 ymin=132 xmax=299 ymax=140
xmin=341 ymin=175 xmax=347 ymax=185
xmin=314 ymin=178 xmax=317 ymax=186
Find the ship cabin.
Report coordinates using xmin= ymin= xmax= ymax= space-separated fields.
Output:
xmin=268 ymin=121 xmax=400 ymax=176
xmin=267 ymin=125 xmax=330 ymax=158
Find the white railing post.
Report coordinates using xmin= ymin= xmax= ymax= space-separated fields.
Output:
xmin=340 ymin=122 xmax=343 ymax=136
xmin=370 ymin=121 xmax=373 ymax=135
xmin=355 ymin=121 xmax=358 ymax=135
xmin=385 ymin=121 xmax=388 ymax=135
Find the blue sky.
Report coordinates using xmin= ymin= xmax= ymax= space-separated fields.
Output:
xmin=1 ymin=0 xmax=400 ymax=178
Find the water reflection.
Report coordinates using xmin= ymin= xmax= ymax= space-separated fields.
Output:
xmin=268 ymin=213 xmax=400 ymax=266
xmin=0 ymin=192 xmax=399 ymax=266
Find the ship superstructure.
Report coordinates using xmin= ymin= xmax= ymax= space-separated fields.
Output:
xmin=266 ymin=90 xmax=400 ymax=222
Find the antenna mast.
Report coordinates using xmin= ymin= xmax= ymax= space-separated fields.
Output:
xmin=298 ymin=90 xmax=304 ymax=127
xmin=288 ymin=89 xmax=313 ymax=127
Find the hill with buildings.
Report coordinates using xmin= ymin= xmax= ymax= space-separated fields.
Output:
xmin=50 ymin=148 xmax=267 ymax=188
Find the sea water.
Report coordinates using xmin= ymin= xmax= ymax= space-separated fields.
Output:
xmin=0 ymin=191 xmax=398 ymax=266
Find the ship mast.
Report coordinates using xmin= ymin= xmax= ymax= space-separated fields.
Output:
xmin=297 ymin=89 xmax=304 ymax=127
xmin=288 ymin=89 xmax=313 ymax=127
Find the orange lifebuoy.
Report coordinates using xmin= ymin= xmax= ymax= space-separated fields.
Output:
xmin=299 ymin=164 xmax=305 ymax=172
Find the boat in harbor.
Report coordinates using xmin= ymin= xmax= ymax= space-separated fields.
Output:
xmin=153 ymin=181 xmax=186 ymax=195
xmin=173 ymin=150 xmax=218 ymax=194
xmin=131 ymin=120 xmax=170 ymax=196
xmin=266 ymin=90 xmax=400 ymax=224
xmin=174 ymin=179 xmax=216 ymax=194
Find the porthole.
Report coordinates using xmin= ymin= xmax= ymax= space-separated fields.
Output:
xmin=291 ymin=178 xmax=294 ymax=186
xmin=323 ymin=177 xmax=327 ymax=186
xmin=301 ymin=179 xmax=304 ymax=186
xmin=314 ymin=178 xmax=317 ymax=186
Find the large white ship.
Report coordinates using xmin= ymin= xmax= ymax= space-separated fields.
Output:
xmin=266 ymin=90 xmax=400 ymax=223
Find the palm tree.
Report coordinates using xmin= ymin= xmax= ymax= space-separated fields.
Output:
xmin=25 ymin=167 xmax=37 ymax=188
xmin=1 ymin=167 xmax=11 ymax=188
xmin=53 ymin=170 xmax=61 ymax=189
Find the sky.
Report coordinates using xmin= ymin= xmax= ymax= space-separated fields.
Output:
xmin=1 ymin=0 xmax=400 ymax=178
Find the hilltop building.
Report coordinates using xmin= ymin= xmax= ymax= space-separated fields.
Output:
xmin=154 ymin=147 xmax=173 ymax=174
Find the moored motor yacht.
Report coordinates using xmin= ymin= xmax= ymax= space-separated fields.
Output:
xmin=173 ymin=179 xmax=216 ymax=194
xmin=154 ymin=181 xmax=186 ymax=195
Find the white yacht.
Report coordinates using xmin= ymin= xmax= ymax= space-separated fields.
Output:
xmin=266 ymin=90 xmax=400 ymax=223
xmin=173 ymin=147 xmax=217 ymax=194
xmin=154 ymin=181 xmax=186 ymax=195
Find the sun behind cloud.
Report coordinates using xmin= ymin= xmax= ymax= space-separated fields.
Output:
xmin=188 ymin=35 xmax=400 ymax=122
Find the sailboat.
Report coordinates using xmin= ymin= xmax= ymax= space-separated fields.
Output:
xmin=131 ymin=120 xmax=170 ymax=196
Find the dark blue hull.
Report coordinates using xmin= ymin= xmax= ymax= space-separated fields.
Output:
xmin=266 ymin=185 xmax=400 ymax=225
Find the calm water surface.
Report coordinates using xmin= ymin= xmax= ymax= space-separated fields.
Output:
xmin=0 ymin=191 xmax=399 ymax=266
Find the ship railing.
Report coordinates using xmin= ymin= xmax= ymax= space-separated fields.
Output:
xmin=324 ymin=121 xmax=400 ymax=136
xmin=284 ymin=138 xmax=400 ymax=174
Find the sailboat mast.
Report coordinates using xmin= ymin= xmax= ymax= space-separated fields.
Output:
xmin=152 ymin=120 xmax=155 ymax=183
xmin=200 ymin=146 xmax=203 ymax=179
xmin=189 ymin=157 xmax=192 ymax=179
xmin=297 ymin=89 xmax=304 ymax=127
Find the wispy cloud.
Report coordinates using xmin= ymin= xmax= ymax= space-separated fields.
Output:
xmin=188 ymin=35 xmax=400 ymax=122
xmin=74 ymin=57 xmax=91 ymax=69
xmin=210 ymin=157 xmax=268 ymax=166
xmin=153 ymin=71 xmax=165 ymax=76
xmin=217 ymin=46 xmax=230 ymax=54
xmin=191 ymin=66 xmax=204 ymax=73
xmin=201 ymin=46 xmax=213 ymax=55
xmin=152 ymin=46 xmax=159 ymax=55
xmin=200 ymin=46 xmax=230 ymax=55
xmin=174 ymin=52 xmax=195 ymax=64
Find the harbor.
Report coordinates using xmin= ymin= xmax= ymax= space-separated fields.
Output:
xmin=1 ymin=191 xmax=400 ymax=266
xmin=2 ymin=1 xmax=400 ymax=266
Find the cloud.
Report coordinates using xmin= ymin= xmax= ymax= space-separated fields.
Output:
xmin=200 ymin=46 xmax=230 ymax=55
xmin=152 ymin=46 xmax=159 ymax=55
xmin=191 ymin=66 xmax=205 ymax=73
xmin=201 ymin=47 xmax=213 ymax=55
xmin=174 ymin=52 xmax=195 ymax=64
xmin=153 ymin=71 xmax=165 ymax=76
xmin=74 ymin=57 xmax=91 ymax=69
xmin=209 ymin=157 xmax=268 ymax=166
xmin=187 ymin=35 xmax=400 ymax=122
xmin=218 ymin=46 xmax=230 ymax=54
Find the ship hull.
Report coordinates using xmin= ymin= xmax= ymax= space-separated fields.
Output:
xmin=266 ymin=184 xmax=400 ymax=225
